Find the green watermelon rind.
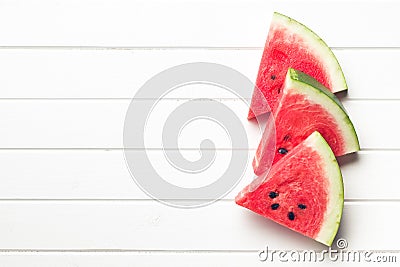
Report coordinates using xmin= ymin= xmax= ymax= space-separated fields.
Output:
xmin=273 ymin=12 xmax=348 ymax=93
xmin=289 ymin=68 xmax=345 ymax=110
xmin=286 ymin=68 xmax=360 ymax=154
xmin=304 ymin=131 xmax=344 ymax=246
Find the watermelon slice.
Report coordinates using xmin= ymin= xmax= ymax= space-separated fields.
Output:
xmin=253 ymin=68 xmax=359 ymax=176
xmin=248 ymin=12 xmax=347 ymax=119
xmin=236 ymin=131 xmax=344 ymax=246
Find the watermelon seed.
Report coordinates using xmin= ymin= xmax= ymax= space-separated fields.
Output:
xmin=271 ymin=203 xmax=280 ymax=210
xmin=271 ymin=75 xmax=276 ymax=80
xmin=283 ymin=135 xmax=290 ymax=141
xmin=278 ymin=148 xmax=288 ymax=154
xmin=288 ymin=212 xmax=295 ymax=220
xmin=298 ymin=204 xmax=306 ymax=209
xmin=268 ymin=191 xmax=279 ymax=199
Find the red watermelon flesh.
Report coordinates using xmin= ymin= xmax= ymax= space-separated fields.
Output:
xmin=236 ymin=131 xmax=344 ymax=246
xmin=253 ymin=68 xmax=359 ymax=176
xmin=248 ymin=12 xmax=347 ymax=119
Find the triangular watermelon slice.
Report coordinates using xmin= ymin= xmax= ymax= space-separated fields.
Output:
xmin=236 ymin=131 xmax=344 ymax=246
xmin=253 ymin=68 xmax=359 ymax=176
xmin=248 ymin=12 xmax=347 ymax=119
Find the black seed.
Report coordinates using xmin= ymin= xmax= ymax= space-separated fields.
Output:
xmin=271 ymin=75 xmax=276 ymax=80
xmin=288 ymin=212 xmax=295 ymax=220
xmin=277 ymin=88 xmax=281 ymax=94
xmin=268 ymin=191 xmax=279 ymax=199
xmin=278 ymin=148 xmax=288 ymax=154
xmin=298 ymin=204 xmax=307 ymax=210
xmin=283 ymin=135 xmax=290 ymax=141
xmin=271 ymin=203 xmax=280 ymax=210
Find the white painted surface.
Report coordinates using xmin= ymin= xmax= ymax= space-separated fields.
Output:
xmin=0 ymin=0 xmax=399 ymax=47
xmin=2 ymin=252 xmax=398 ymax=267
xmin=0 ymin=150 xmax=398 ymax=200
xmin=0 ymin=201 xmax=398 ymax=251
xmin=0 ymin=0 xmax=398 ymax=266
xmin=0 ymin=99 xmax=396 ymax=149
xmin=0 ymin=49 xmax=398 ymax=100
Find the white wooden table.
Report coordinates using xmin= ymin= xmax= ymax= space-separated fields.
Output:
xmin=0 ymin=0 xmax=399 ymax=266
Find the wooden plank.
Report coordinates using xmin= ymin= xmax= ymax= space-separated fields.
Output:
xmin=0 ymin=253 xmax=267 ymax=267
xmin=0 ymin=99 xmax=394 ymax=149
xmin=0 ymin=252 xmax=398 ymax=267
xmin=0 ymin=0 xmax=399 ymax=47
xmin=0 ymin=150 xmax=397 ymax=201
xmin=0 ymin=201 xmax=398 ymax=251
xmin=0 ymin=48 xmax=398 ymax=100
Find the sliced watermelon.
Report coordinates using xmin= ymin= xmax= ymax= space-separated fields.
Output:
xmin=248 ymin=12 xmax=347 ymax=119
xmin=253 ymin=68 xmax=359 ymax=176
xmin=236 ymin=131 xmax=344 ymax=246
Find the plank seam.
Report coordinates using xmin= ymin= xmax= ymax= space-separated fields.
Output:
xmin=0 ymin=199 xmax=397 ymax=203
xmin=0 ymin=46 xmax=399 ymax=50
xmin=0 ymin=249 xmax=398 ymax=253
